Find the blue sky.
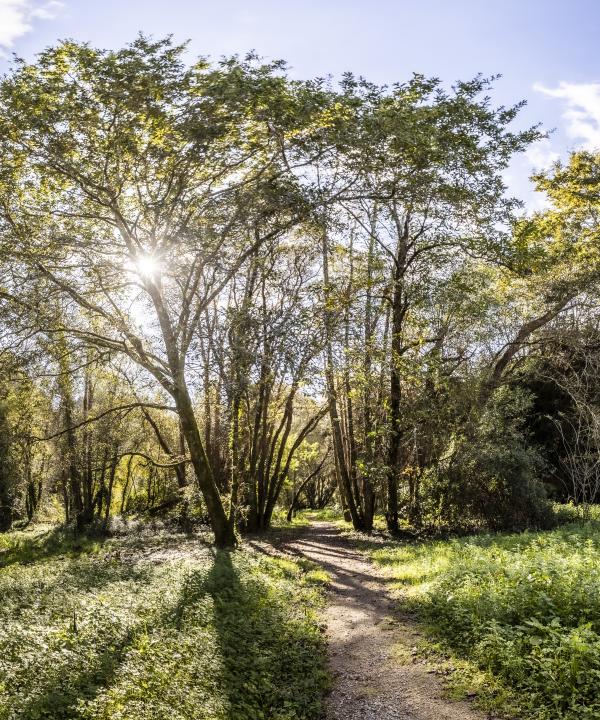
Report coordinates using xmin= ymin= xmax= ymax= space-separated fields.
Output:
xmin=1 ymin=0 xmax=599 ymax=206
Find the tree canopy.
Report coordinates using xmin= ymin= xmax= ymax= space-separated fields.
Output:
xmin=0 ymin=36 xmax=599 ymax=544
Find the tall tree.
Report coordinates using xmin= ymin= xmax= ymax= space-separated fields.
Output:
xmin=320 ymin=74 xmax=541 ymax=531
xmin=0 ymin=38 xmax=337 ymax=545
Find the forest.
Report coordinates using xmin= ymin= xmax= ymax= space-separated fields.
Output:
xmin=2 ymin=35 xmax=600 ymax=720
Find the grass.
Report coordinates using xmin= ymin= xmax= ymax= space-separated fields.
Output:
xmin=299 ymin=508 xmax=345 ymax=522
xmin=0 ymin=525 xmax=329 ymax=720
xmin=268 ymin=509 xmax=314 ymax=530
xmin=367 ymin=508 xmax=600 ymax=720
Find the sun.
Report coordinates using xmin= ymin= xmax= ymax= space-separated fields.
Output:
xmin=135 ymin=254 xmax=160 ymax=278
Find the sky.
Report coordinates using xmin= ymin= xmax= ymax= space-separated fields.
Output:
xmin=0 ymin=0 xmax=599 ymax=207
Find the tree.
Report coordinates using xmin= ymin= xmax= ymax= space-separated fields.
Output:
xmin=318 ymin=74 xmax=541 ymax=532
xmin=0 ymin=393 xmax=14 ymax=530
xmin=0 ymin=37 xmax=339 ymax=546
xmin=2 ymin=39 xmax=596 ymax=541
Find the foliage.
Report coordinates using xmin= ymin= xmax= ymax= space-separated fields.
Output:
xmin=1 ymin=36 xmax=596 ymax=539
xmin=370 ymin=512 xmax=600 ymax=719
xmin=422 ymin=387 xmax=552 ymax=531
xmin=0 ymin=33 xmax=597 ymax=540
xmin=0 ymin=526 xmax=328 ymax=720
xmin=0 ymin=397 xmax=16 ymax=531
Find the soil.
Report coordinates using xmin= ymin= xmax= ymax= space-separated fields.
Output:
xmin=278 ymin=521 xmax=489 ymax=720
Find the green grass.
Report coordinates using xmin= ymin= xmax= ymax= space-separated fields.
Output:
xmin=0 ymin=526 xmax=329 ymax=720
xmin=293 ymin=507 xmax=389 ymax=532
xmin=268 ymin=509 xmax=313 ymax=529
xmin=295 ymin=508 xmax=344 ymax=522
xmin=368 ymin=511 xmax=600 ymax=720
xmin=0 ymin=523 xmax=106 ymax=566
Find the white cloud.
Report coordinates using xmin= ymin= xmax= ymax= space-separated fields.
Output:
xmin=534 ymin=81 xmax=600 ymax=151
xmin=525 ymin=138 xmax=560 ymax=172
xmin=0 ymin=0 xmax=63 ymax=49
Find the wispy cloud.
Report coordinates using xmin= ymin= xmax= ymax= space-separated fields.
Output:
xmin=0 ymin=0 xmax=63 ymax=50
xmin=534 ymin=81 xmax=600 ymax=151
xmin=525 ymin=138 xmax=560 ymax=172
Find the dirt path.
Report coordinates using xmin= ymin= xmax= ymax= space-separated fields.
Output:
xmin=280 ymin=521 xmax=487 ymax=720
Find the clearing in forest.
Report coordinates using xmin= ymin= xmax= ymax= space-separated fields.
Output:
xmin=0 ymin=525 xmax=329 ymax=720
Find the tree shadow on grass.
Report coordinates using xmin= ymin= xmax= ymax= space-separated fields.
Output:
xmin=1 ymin=547 xmax=157 ymax=616
xmin=175 ymin=548 xmax=327 ymax=720
xmin=14 ymin=629 xmax=140 ymax=720
xmin=5 ymin=542 xmax=326 ymax=720
xmin=0 ymin=524 xmax=107 ymax=569
xmin=8 ymin=569 xmax=163 ymax=720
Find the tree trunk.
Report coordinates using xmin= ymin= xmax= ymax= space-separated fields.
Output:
xmin=286 ymin=452 xmax=328 ymax=522
xmin=175 ymin=380 xmax=236 ymax=547
xmin=322 ymin=232 xmax=364 ymax=530
xmin=148 ymin=282 xmax=236 ymax=548
xmin=56 ymin=350 xmax=84 ymax=528
xmin=385 ymin=211 xmax=410 ymax=533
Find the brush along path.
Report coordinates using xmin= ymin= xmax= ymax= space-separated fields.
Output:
xmin=280 ymin=521 xmax=486 ymax=720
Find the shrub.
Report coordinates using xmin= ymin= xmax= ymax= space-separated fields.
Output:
xmin=423 ymin=387 xmax=553 ymax=531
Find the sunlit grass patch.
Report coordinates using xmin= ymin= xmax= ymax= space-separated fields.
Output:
xmin=369 ymin=514 xmax=600 ymax=720
xmin=0 ymin=524 xmax=105 ymax=567
xmin=269 ymin=509 xmax=313 ymax=529
xmin=296 ymin=508 xmax=344 ymax=523
xmin=0 ymin=529 xmax=328 ymax=720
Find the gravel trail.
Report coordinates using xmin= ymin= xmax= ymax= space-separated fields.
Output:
xmin=281 ymin=521 xmax=488 ymax=720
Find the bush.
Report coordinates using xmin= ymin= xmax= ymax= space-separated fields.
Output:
xmin=424 ymin=523 xmax=600 ymax=719
xmin=423 ymin=387 xmax=553 ymax=531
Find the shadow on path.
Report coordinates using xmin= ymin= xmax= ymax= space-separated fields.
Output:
xmin=266 ymin=521 xmax=486 ymax=720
